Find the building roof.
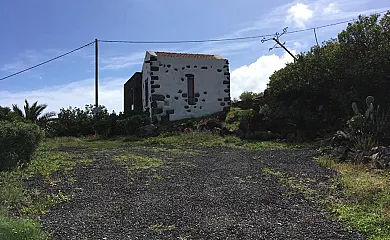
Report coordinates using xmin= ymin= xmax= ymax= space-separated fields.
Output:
xmin=149 ymin=51 xmax=224 ymax=60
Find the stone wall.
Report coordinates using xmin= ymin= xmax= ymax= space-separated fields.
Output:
xmin=124 ymin=72 xmax=142 ymax=115
xmin=142 ymin=51 xmax=230 ymax=122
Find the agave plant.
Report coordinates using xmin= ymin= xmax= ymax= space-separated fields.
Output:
xmin=12 ymin=99 xmax=56 ymax=124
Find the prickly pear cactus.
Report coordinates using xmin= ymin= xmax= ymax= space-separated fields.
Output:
xmin=366 ymin=96 xmax=374 ymax=108
xmin=352 ymin=102 xmax=359 ymax=115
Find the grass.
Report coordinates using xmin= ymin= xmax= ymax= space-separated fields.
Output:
xmin=0 ymin=133 xmax=306 ymax=240
xmin=149 ymin=223 xmax=176 ymax=234
xmin=0 ymin=143 xmax=94 ymax=240
xmin=113 ymin=153 xmax=163 ymax=182
xmin=316 ymin=155 xmax=390 ymax=240
xmin=143 ymin=132 xmax=302 ymax=150
xmin=41 ymin=132 xmax=304 ymax=152
xmin=0 ymin=214 xmax=49 ymax=240
xmin=261 ymin=167 xmax=317 ymax=200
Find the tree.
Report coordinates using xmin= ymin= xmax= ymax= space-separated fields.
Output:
xmin=261 ymin=11 xmax=390 ymax=139
xmin=12 ymin=99 xmax=56 ymax=124
xmin=239 ymin=91 xmax=263 ymax=101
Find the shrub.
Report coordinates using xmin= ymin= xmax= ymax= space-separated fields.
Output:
xmin=46 ymin=105 xmax=109 ymax=137
xmin=226 ymin=108 xmax=256 ymax=123
xmin=0 ymin=106 xmax=30 ymax=123
xmin=0 ymin=121 xmax=44 ymax=171
xmin=116 ymin=115 xmax=150 ymax=135
xmin=0 ymin=214 xmax=48 ymax=240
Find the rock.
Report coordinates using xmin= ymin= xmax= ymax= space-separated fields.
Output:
xmin=331 ymin=130 xmax=350 ymax=147
xmin=286 ymin=132 xmax=296 ymax=141
xmin=245 ymin=131 xmax=255 ymax=139
xmin=234 ymin=129 xmax=245 ymax=138
xmin=138 ymin=124 xmax=159 ymax=137
xmin=198 ymin=124 xmax=209 ymax=132
xmin=252 ymin=131 xmax=269 ymax=140
xmin=220 ymin=127 xmax=231 ymax=136
xmin=332 ymin=146 xmax=349 ymax=161
xmin=206 ymin=119 xmax=222 ymax=130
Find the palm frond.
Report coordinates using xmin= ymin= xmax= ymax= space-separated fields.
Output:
xmin=12 ymin=104 xmax=24 ymax=117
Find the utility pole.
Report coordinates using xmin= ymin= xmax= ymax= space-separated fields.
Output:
xmin=262 ymin=27 xmax=297 ymax=62
xmin=272 ymin=38 xmax=297 ymax=61
xmin=95 ymin=38 xmax=99 ymax=107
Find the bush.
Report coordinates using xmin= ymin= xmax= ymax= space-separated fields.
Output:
xmin=116 ymin=115 xmax=150 ymax=135
xmin=0 ymin=121 xmax=44 ymax=171
xmin=46 ymin=105 xmax=109 ymax=137
xmin=0 ymin=214 xmax=48 ymax=240
xmin=226 ymin=108 xmax=256 ymax=123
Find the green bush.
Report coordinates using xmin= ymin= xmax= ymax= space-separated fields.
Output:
xmin=0 ymin=121 xmax=44 ymax=171
xmin=260 ymin=12 xmax=390 ymax=140
xmin=0 ymin=214 xmax=48 ymax=240
xmin=116 ymin=115 xmax=150 ymax=135
xmin=226 ymin=108 xmax=256 ymax=123
xmin=46 ymin=105 xmax=109 ymax=137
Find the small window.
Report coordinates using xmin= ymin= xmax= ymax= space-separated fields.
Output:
xmin=145 ymin=79 xmax=149 ymax=107
xmin=186 ymin=74 xmax=195 ymax=105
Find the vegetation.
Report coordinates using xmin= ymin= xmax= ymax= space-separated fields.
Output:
xmin=12 ymin=100 xmax=56 ymax=126
xmin=0 ymin=11 xmax=390 ymax=240
xmin=0 ymin=121 xmax=44 ymax=171
xmin=0 ymin=139 xmax=93 ymax=240
xmin=317 ymin=155 xmax=390 ymax=240
xmin=239 ymin=91 xmax=263 ymax=102
xmin=235 ymin=12 xmax=390 ymax=141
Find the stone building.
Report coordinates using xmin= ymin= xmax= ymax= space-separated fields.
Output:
xmin=124 ymin=51 xmax=230 ymax=122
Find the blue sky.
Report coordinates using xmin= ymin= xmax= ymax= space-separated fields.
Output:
xmin=0 ymin=0 xmax=388 ymax=113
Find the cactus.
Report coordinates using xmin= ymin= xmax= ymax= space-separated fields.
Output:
xmin=366 ymin=96 xmax=374 ymax=108
xmin=365 ymin=103 xmax=374 ymax=119
xmin=352 ymin=102 xmax=359 ymax=115
xmin=349 ymin=95 xmax=389 ymax=140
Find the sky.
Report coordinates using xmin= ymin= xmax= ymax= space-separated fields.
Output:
xmin=0 ymin=0 xmax=388 ymax=114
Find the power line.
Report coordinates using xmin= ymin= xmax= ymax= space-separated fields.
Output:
xmin=98 ymin=34 xmax=276 ymax=44
xmin=99 ymin=9 xmax=389 ymax=44
xmin=0 ymin=41 xmax=95 ymax=81
xmin=0 ymin=9 xmax=388 ymax=81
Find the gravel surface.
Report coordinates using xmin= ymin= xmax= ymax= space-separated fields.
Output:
xmin=29 ymin=146 xmax=363 ymax=239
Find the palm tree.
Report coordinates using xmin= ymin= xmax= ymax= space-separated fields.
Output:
xmin=12 ymin=99 xmax=56 ymax=124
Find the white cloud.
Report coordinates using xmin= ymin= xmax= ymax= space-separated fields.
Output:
xmin=230 ymin=51 xmax=296 ymax=99
xmin=0 ymin=61 xmax=28 ymax=72
xmin=286 ymin=3 xmax=314 ymax=28
xmin=0 ymin=77 xmax=127 ymax=114
xmin=100 ymin=52 xmax=145 ymax=70
xmin=323 ymin=3 xmax=340 ymax=15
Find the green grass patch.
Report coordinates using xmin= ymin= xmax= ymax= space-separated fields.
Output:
xmin=0 ymin=214 xmax=49 ymax=240
xmin=42 ymin=133 xmax=303 ymax=152
xmin=113 ymin=154 xmax=163 ymax=172
xmin=0 ymin=143 xmax=93 ymax=239
xmin=316 ymin=155 xmax=390 ymax=239
xmin=143 ymin=132 xmax=301 ymax=150
xmin=40 ymin=137 xmax=126 ymax=150
xmin=149 ymin=223 xmax=177 ymax=234
xmin=262 ymin=168 xmax=317 ymax=199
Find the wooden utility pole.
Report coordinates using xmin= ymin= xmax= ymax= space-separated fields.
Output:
xmin=95 ymin=38 xmax=99 ymax=107
xmin=272 ymin=38 xmax=297 ymax=61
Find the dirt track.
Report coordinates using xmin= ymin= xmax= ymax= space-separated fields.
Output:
xmin=29 ymin=145 xmax=362 ymax=239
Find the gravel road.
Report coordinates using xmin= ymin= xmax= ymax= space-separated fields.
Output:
xmin=30 ymin=146 xmax=363 ymax=239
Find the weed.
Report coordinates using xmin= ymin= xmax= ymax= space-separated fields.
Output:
xmin=113 ymin=154 xmax=162 ymax=173
xmin=143 ymin=132 xmax=300 ymax=150
xmin=0 ymin=214 xmax=49 ymax=240
xmin=262 ymin=168 xmax=317 ymax=199
xmin=20 ymin=191 xmax=71 ymax=217
xmin=149 ymin=223 xmax=176 ymax=233
xmin=316 ymin=155 xmax=390 ymax=239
